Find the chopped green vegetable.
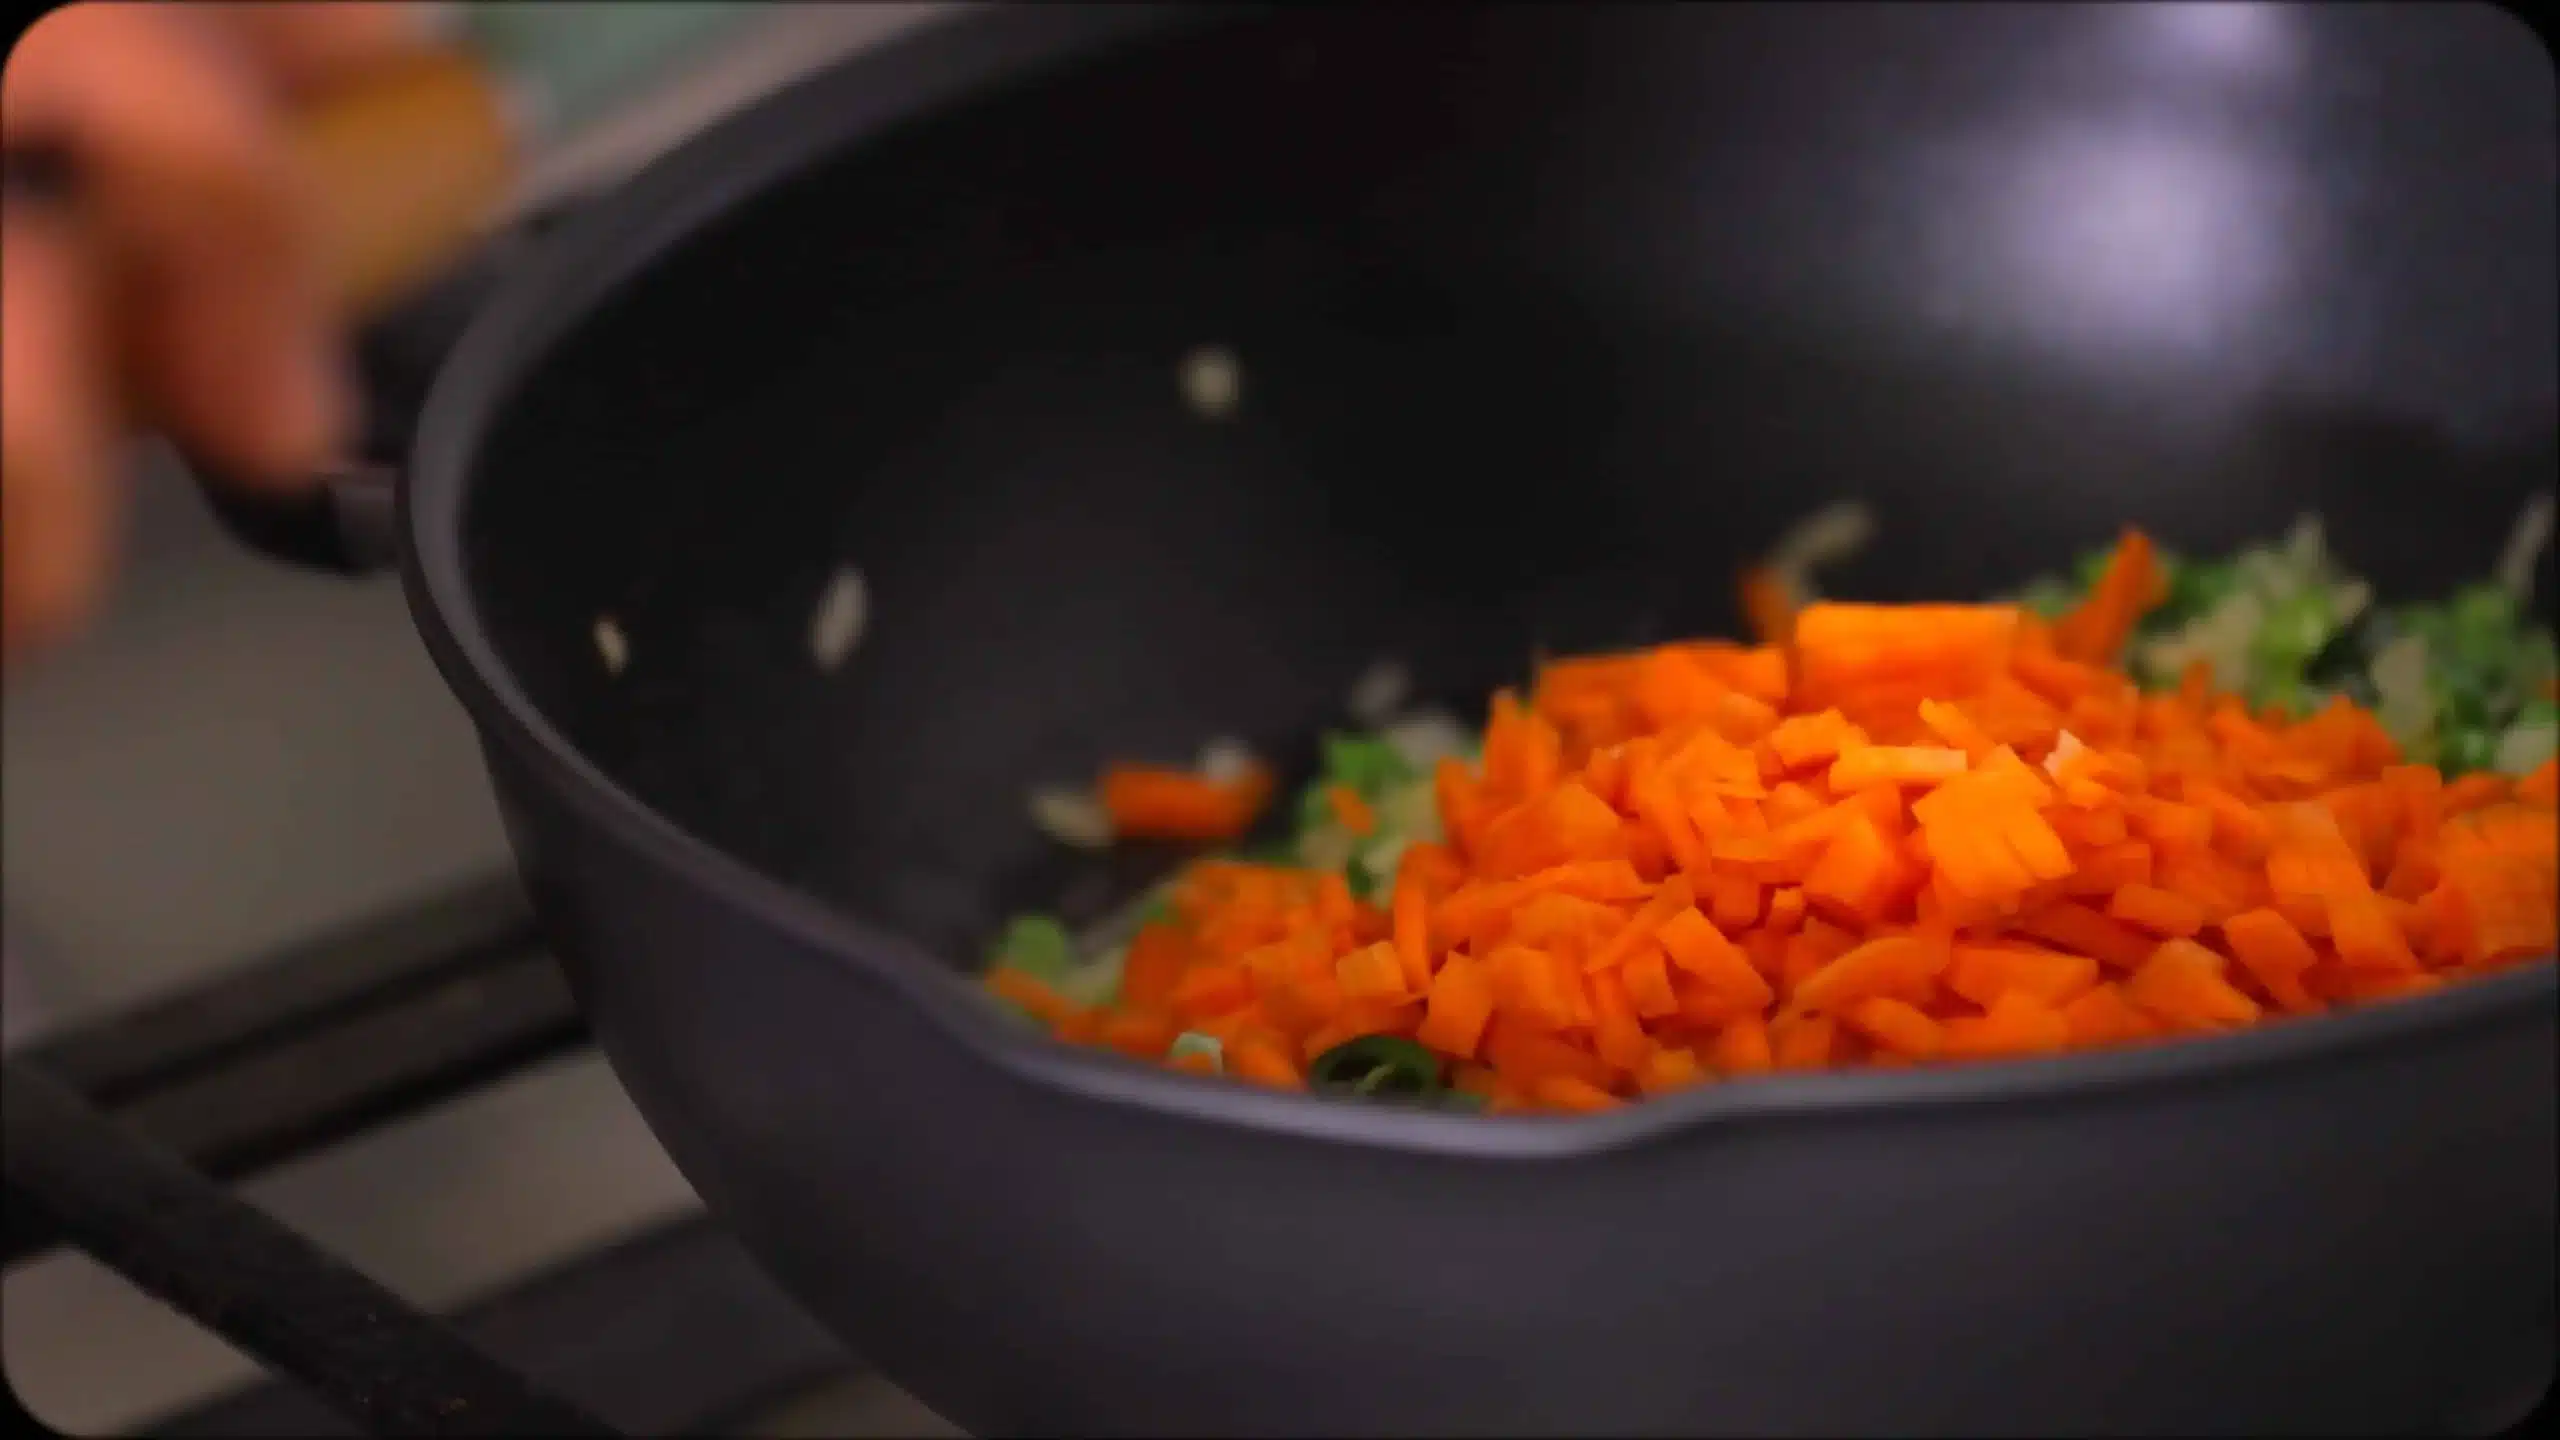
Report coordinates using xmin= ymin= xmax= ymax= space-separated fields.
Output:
xmin=990 ymin=914 xmax=1075 ymax=981
xmin=1168 ymin=1031 xmax=1225 ymax=1073
xmin=2149 ymin=556 xmax=2242 ymax=633
xmin=2034 ymin=512 xmax=2560 ymax=775
xmin=1307 ymin=1034 xmax=1445 ymax=1099
xmin=1319 ymin=731 xmax=1417 ymax=796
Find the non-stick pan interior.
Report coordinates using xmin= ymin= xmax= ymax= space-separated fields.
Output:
xmin=459 ymin=5 xmax=2555 ymax=963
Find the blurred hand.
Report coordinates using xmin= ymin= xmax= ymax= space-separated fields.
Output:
xmin=2 ymin=1 xmax=440 ymax=667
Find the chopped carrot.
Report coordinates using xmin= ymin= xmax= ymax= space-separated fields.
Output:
xmin=2051 ymin=527 xmax=2166 ymax=664
xmin=1100 ymin=761 xmax=1276 ymax=841
xmin=1533 ymin=1074 xmax=1625 ymax=1112
xmin=1005 ymin=575 xmax=2554 ymax=1110
xmin=2059 ymin=982 xmax=2160 ymax=1048
xmin=1327 ymin=784 xmax=1378 ymax=837
xmin=1099 ymin=1009 xmax=1181 ymax=1059
xmin=2218 ymin=907 xmax=2321 ymax=1012
xmin=1946 ymin=943 xmax=2099 ymax=1009
xmin=1638 ymin=1045 xmax=1708 ymax=1095
xmin=1655 ymin=908 xmax=1773 ymax=1007
xmin=2016 ymin=901 xmax=2157 ymax=970
xmin=1228 ymin=1029 xmax=1305 ymax=1088
xmin=1791 ymin=933 xmax=1949 ymax=1014
xmin=1416 ymin=953 xmax=1496 ymax=1058
xmin=2106 ymin=883 xmax=2207 ymax=938
xmin=2123 ymin=940 xmax=2262 ymax=1030
xmin=1334 ymin=942 xmax=1410 ymax=1001
xmin=1119 ymin=924 xmax=1194 ymax=1011
xmin=1169 ymin=961 xmax=1255 ymax=1018
xmin=1484 ymin=1017 xmax=1615 ymax=1091
xmin=1713 ymin=1016 xmax=1776 ymax=1074
xmin=1843 ymin=996 xmax=1943 ymax=1059
xmin=1769 ymin=1011 xmax=1839 ymax=1069
xmin=1829 ymin=745 xmax=1969 ymax=793
xmin=1621 ymin=945 xmax=1682 ymax=1018
xmin=1942 ymin=992 xmax=2072 ymax=1059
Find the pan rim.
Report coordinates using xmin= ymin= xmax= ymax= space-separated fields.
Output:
xmin=396 ymin=2 xmax=2559 ymax=1161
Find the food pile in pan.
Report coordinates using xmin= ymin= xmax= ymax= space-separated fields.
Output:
xmin=986 ymin=503 xmax=2560 ymax=1113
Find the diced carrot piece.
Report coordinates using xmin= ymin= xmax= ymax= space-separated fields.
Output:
xmin=1942 ymin=992 xmax=2072 ymax=1059
xmin=1099 ymin=1009 xmax=1181 ymax=1059
xmin=1770 ymin=1011 xmax=1839 ymax=1069
xmin=1803 ymin=813 xmax=1906 ymax=926
xmin=2061 ymin=840 xmax=2154 ymax=897
xmin=1584 ymin=875 xmax=1695 ymax=972
xmin=1843 ymin=996 xmax=1944 ymax=1059
xmin=1588 ymin=966 xmax=1653 ymax=1071
xmin=2328 ymin=889 xmax=2421 ymax=974
xmin=1229 ymin=1029 xmax=1306 ymax=1088
xmin=1328 ymin=784 xmax=1378 ymax=836
xmin=1335 ymin=941 xmax=1411 ymax=1001
xmin=1638 ymin=1045 xmax=1708 ymax=1095
xmin=1713 ymin=1016 xmax=1776 ymax=1074
xmin=2106 ymin=883 xmax=2207 ymax=938
xmin=1119 ymin=924 xmax=1194 ymax=1011
xmin=1946 ymin=943 xmax=2100 ymax=1008
xmin=1487 ymin=944 xmax=1585 ymax=1030
xmin=1768 ymin=711 xmax=1865 ymax=772
xmin=1829 ymin=746 xmax=1969 ymax=793
xmin=1656 ymin=908 xmax=1775 ymax=1007
xmin=2047 ymin=801 xmax=2129 ymax=848
xmin=1416 ymin=953 xmax=1496 ymax=1058
xmin=1100 ymin=761 xmax=1276 ymax=840
xmin=2518 ymin=758 xmax=2558 ymax=808
xmin=1620 ymin=945 xmax=1682 ymax=1018
xmin=1765 ymin=886 xmax=1809 ymax=934
xmin=1534 ymin=1074 xmax=1625 ymax=1112
xmin=1703 ymin=870 xmax=1765 ymax=931
xmin=1484 ymin=1017 xmax=1615 ymax=1091
xmin=2443 ymin=773 xmax=2510 ymax=814
xmin=2059 ymin=983 xmax=2160 ymax=1048
xmin=2017 ymin=901 xmax=2157 ymax=970
xmin=2123 ymin=939 xmax=2262 ymax=1030
xmin=2219 ymin=907 xmax=2321 ymax=1012
xmin=1792 ymin=933 xmax=1950 ymax=1014
xmin=1169 ymin=961 xmax=1256 ymax=1018
xmin=1390 ymin=865 xmax=1434 ymax=993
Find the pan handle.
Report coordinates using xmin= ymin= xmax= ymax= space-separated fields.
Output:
xmin=194 ymin=51 xmax=528 ymax=575
xmin=197 ymin=193 xmax=580 ymax=574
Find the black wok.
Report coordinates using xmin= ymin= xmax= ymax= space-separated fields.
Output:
xmin=228 ymin=4 xmax=2560 ymax=1434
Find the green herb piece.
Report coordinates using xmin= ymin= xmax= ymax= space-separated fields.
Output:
xmin=1307 ymin=1034 xmax=1446 ymax=1099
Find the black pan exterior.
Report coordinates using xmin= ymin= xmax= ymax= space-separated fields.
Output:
xmin=404 ymin=6 xmax=2556 ymax=1432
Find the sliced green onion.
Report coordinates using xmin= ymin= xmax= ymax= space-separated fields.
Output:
xmin=1167 ymin=1031 xmax=1225 ymax=1073
xmin=990 ymin=914 xmax=1075 ymax=981
xmin=2495 ymin=706 xmax=2558 ymax=776
xmin=1320 ymin=731 xmax=1417 ymax=795
xmin=1308 ymin=1034 xmax=1445 ymax=1099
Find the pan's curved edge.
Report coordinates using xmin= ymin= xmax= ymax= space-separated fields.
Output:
xmin=391 ymin=0 xmax=2560 ymax=1163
